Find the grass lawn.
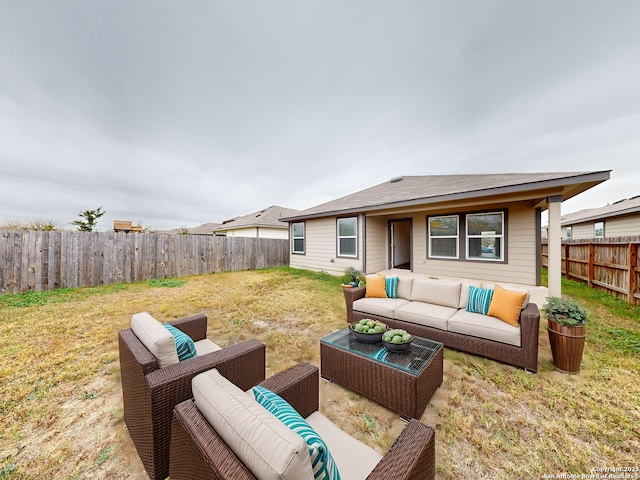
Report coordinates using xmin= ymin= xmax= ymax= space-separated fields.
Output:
xmin=1 ymin=267 xmax=639 ymax=479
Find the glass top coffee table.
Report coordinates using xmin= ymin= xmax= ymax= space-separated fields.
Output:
xmin=320 ymin=327 xmax=443 ymax=419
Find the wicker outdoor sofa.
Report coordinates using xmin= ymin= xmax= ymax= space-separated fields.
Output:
xmin=344 ymin=274 xmax=541 ymax=372
xmin=118 ymin=313 xmax=266 ymax=480
xmin=169 ymin=363 xmax=436 ymax=480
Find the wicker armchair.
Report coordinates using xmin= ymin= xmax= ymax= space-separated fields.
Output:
xmin=118 ymin=313 xmax=266 ymax=480
xmin=169 ymin=363 xmax=436 ymax=480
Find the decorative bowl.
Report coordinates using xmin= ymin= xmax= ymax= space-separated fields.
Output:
xmin=382 ymin=339 xmax=412 ymax=352
xmin=349 ymin=323 xmax=388 ymax=343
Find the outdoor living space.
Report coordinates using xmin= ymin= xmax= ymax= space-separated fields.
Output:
xmin=1 ymin=267 xmax=639 ymax=479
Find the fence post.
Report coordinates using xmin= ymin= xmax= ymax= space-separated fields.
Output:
xmin=629 ymin=243 xmax=638 ymax=305
xmin=588 ymin=243 xmax=594 ymax=289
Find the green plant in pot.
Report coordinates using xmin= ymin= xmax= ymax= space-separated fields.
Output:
xmin=341 ymin=266 xmax=365 ymax=288
xmin=545 ymin=296 xmax=588 ymax=374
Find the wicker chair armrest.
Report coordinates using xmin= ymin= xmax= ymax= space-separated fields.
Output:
xmin=170 ymin=400 xmax=256 ymax=480
xmin=519 ymin=303 xmax=540 ymax=341
xmin=257 ymin=363 xmax=319 ymax=418
xmin=344 ymin=286 xmax=366 ymax=323
xmin=118 ymin=329 xmax=159 ymax=375
xmin=366 ymin=419 xmax=435 ymax=480
xmin=169 ymin=313 xmax=208 ymax=342
xmin=147 ymin=339 xmax=266 ymax=392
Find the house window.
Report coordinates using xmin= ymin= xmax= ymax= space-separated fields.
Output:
xmin=566 ymin=226 xmax=572 ymax=239
xmin=428 ymin=215 xmax=459 ymax=258
xmin=337 ymin=217 xmax=357 ymax=257
xmin=594 ymin=221 xmax=604 ymax=238
xmin=466 ymin=212 xmax=503 ymax=261
xmin=292 ymin=222 xmax=305 ymax=254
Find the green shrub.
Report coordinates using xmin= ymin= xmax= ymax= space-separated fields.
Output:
xmin=544 ymin=297 xmax=588 ymax=326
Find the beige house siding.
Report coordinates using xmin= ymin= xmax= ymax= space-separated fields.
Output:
xmin=395 ymin=203 xmax=537 ymax=285
xmin=224 ymin=227 xmax=288 ymax=239
xmin=601 ymin=215 xmax=640 ymax=237
xmin=570 ymin=223 xmax=597 ymax=239
xmin=225 ymin=227 xmax=257 ymax=237
xmin=256 ymin=227 xmax=289 ymax=239
xmin=289 ymin=216 xmax=364 ymax=276
xmin=290 ymin=203 xmax=541 ymax=285
xmin=365 ymin=216 xmax=387 ymax=273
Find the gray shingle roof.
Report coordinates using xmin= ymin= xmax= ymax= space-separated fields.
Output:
xmin=213 ymin=205 xmax=300 ymax=231
xmin=561 ymin=195 xmax=640 ymax=225
xmin=282 ymin=171 xmax=610 ymax=221
xmin=188 ymin=223 xmax=222 ymax=235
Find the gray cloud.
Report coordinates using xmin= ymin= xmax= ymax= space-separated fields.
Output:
xmin=1 ymin=1 xmax=640 ymax=230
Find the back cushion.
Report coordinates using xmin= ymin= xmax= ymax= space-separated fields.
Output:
xmin=131 ymin=312 xmax=179 ymax=368
xmin=411 ymin=279 xmax=462 ymax=309
xmin=396 ymin=278 xmax=414 ymax=300
xmin=193 ymin=369 xmax=314 ymax=480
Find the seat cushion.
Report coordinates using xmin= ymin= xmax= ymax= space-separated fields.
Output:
xmin=306 ymin=411 xmax=381 ymax=480
xmin=448 ymin=310 xmax=521 ymax=347
xmin=164 ymin=323 xmax=198 ymax=361
xmin=193 ymin=369 xmax=314 ymax=480
xmin=353 ymin=298 xmax=410 ymax=319
xmin=194 ymin=338 xmax=222 ymax=356
xmin=411 ymin=278 xmax=461 ymax=309
xmin=130 ymin=312 xmax=179 ymax=368
xmin=393 ymin=301 xmax=457 ymax=331
xmin=253 ymin=386 xmax=340 ymax=480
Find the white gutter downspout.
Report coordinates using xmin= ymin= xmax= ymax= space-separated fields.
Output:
xmin=547 ymin=195 xmax=562 ymax=298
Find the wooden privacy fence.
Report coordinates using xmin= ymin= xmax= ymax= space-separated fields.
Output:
xmin=0 ymin=230 xmax=290 ymax=295
xmin=541 ymin=237 xmax=640 ymax=304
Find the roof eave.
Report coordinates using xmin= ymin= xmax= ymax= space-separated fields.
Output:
xmin=282 ymin=171 xmax=611 ymax=222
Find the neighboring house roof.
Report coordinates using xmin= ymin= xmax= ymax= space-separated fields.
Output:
xmin=188 ymin=223 xmax=222 ymax=235
xmin=282 ymin=171 xmax=610 ymax=221
xmin=560 ymin=196 xmax=640 ymax=226
xmin=213 ymin=205 xmax=300 ymax=232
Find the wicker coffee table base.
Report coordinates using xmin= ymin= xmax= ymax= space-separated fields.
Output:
xmin=320 ymin=339 xmax=443 ymax=419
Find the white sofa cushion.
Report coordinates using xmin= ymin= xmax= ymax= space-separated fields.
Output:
xmin=192 ymin=369 xmax=314 ymax=480
xmin=306 ymin=411 xmax=382 ymax=480
xmin=353 ymin=298 xmax=410 ymax=319
xmin=458 ymin=281 xmax=483 ymax=309
xmin=448 ymin=310 xmax=521 ymax=347
xmin=194 ymin=339 xmax=222 ymax=356
xmin=130 ymin=312 xmax=179 ymax=368
xmin=393 ymin=301 xmax=458 ymax=331
xmin=411 ymin=278 xmax=461 ymax=309
xmin=396 ymin=277 xmax=414 ymax=300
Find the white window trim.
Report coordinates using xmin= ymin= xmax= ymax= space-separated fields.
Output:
xmin=337 ymin=217 xmax=358 ymax=258
xmin=292 ymin=222 xmax=305 ymax=254
xmin=594 ymin=221 xmax=604 ymax=238
xmin=466 ymin=211 xmax=504 ymax=262
xmin=428 ymin=215 xmax=459 ymax=259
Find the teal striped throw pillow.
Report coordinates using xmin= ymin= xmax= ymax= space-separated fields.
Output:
xmin=253 ymin=386 xmax=341 ymax=480
xmin=385 ymin=276 xmax=399 ymax=299
xmin=466 ymin=285 xmax=494 ymax=315
xmin=164 ymin=324 xmax=197 ymax=361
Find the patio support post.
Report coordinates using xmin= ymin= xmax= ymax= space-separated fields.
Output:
xmin=547 ymin=195 xmax=562 ymax=298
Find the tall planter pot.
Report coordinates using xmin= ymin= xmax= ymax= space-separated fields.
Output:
xmin=547 ymin=318 xmax=586 ymax=374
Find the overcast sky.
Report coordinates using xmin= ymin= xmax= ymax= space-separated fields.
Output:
xmin=1 ymin=1 xmax=639 ymax=231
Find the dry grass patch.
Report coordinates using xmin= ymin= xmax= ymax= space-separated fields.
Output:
xmin=1 ymin=267 xmax=639 ymax=479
